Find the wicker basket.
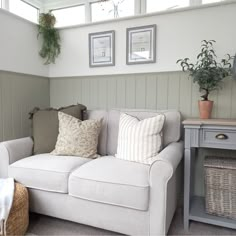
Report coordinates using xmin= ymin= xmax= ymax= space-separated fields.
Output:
xmin=204 ymin=156 xmax=236 ymax=220
xmin=0 ymin=183 xmax=29 ymax=236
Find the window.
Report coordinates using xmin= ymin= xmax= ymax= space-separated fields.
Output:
xmin=146 ymin=0 xmax=189 ymax=13
xmin=51 ymin=5 xmax=85 ymax=27
xmin=9 ymin=0 xmax=39 ymax=23
xmin=202 ymin=0 xmax=224 ymax=4
xmin=91 ymin=0 xmax=135 ymax=22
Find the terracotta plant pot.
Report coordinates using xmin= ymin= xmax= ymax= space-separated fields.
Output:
xmin=198 ymin=100 xmax=214 ymax=119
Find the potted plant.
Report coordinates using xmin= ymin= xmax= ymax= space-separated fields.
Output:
xmin=38 ymin=12 xmax=61 ymax=64
xmin=177 ymin=40 xmax=234 ymax=119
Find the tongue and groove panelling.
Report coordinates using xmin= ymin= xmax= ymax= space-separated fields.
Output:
xmin=50 ymin=72 xmax=236 ymax=119
xmin=0 ymin=71 xmax=50 ymax=142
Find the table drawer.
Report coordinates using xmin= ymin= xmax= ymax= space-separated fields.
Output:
xmin=200 ymin=129 xmax=236 ymax=149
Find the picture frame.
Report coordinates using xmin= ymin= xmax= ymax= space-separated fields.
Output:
xmin=89 ymin=30 xmax=115 ymax=67
xmin=126 ymin=25 xmax=156 ymax=65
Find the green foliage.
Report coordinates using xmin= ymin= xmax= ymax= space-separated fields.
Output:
xmin=38 ymin=12 xmax=61 ymax=65
xmin=177 ymin=40 xmax=234 ymax=101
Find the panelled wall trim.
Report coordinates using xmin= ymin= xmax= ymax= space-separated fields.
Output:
xmin=50 ymin=71 xmax=236 ymax=120
xmin=0 ymin=71 xmax=50 ymax=142
xmin=0 ymin=70 xmax=49 ymax=80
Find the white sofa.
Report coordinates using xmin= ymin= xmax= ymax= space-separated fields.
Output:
xmin=0 ymin=109 xmax=183 ymax=235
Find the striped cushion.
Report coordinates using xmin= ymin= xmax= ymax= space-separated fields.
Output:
xmin=116 ymin=113 xmax=165 ymax=164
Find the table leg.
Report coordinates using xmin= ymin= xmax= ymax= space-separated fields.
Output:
xmin=184 ymin=148 xmax=191 ymax=231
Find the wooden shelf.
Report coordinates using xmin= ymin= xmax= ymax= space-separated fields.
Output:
xmin=183 ymin=119 xmax=236 ymax=126
xmin=189 ymin=196 xmax=236 ymax=229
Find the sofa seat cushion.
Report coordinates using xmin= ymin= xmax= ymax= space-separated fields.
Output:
xmin=69 ymin=156 xmax=150 ymax=211
xmin=8 ymin=154 xmax=91 ymax=193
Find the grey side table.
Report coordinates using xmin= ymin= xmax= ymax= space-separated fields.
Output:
xmin=183 ymin=119 xmax=236 ymax=230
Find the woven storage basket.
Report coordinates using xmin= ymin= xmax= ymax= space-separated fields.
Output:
xmin=0 ymin=183 xmax=29 ymax=236
xmin=204 ymin=156 xmax=236 ymax=220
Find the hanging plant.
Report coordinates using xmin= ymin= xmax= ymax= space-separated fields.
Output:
xmin=38 ymin=12 xmax=61 ymax=65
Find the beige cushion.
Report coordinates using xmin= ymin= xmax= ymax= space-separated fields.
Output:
xmin=69 ymin=156 xmax=150 ymax=211
xmin=107 ymin=109 xmax=181 ymax=155
xmin=116 ymin=113 xmax=165 ymax=164
xmin=8 ymin=154 xmax=91 ymax=193
xmin=30 ymin=104 xmax=86 ymax=154
xmin=52 ymin=112 xmax=102 ymax=158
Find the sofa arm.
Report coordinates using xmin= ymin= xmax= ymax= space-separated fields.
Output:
xmin=150 ymin=141 xmax=184 ymax=179
xmin=0 ymin=137 xmax=33 ymax=178
xmin=149 ymin=141 xmax=184 ymax=236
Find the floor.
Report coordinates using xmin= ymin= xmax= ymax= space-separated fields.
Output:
xmin=27 ymin=208 xmax=236 ymax=235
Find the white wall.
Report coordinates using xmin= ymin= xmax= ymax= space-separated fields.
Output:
xmin=49 ymin=2 xmax=236 ymax=77
xmin=0 ymin=9 xmax=48 ymax=76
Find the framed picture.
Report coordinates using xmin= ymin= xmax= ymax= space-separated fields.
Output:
xmin=89 ymin=30 xmax=115 ymax=67
xmin=126 ymin=25 xmax=156 ymax=65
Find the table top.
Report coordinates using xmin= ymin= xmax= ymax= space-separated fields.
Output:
xmin=183 ymin=118 xmax=236 ymax=126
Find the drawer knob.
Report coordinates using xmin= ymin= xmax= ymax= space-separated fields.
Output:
xmin=215 ymin=134 xmax=228 ymax=140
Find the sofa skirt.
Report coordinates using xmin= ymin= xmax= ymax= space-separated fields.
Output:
xmin=28 ymin=189 xmax=149 ymax=235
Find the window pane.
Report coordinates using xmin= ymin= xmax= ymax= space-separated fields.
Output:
xmin=202 ymin=0 xmax=224 ymax=4
xmin=9 ymin=0 xmax=39 ymax=23
xmin=52 ymin=5 xmax=85 ymax=27
xmin=91 ymin=0 xmax=135 ymax=22
xmin=147 ymin=0 xmax=189 ymax=13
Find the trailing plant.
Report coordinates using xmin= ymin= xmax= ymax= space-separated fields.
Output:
xmin=38 ymin=12 xmax=61 ymax=64
xmin=177 ymin=40 xmax=234 ymax=101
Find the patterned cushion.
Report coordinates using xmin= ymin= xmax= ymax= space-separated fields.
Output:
xmin=51 ymin=112 xmax=102 ymax=158
xmin=116 ymin=113 xmax=165 ymax=164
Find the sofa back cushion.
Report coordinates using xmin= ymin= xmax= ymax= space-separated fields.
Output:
xmin=86 ymin=110 xmax=108 ymax=156
xmin=86 ymin=109 xmax=181 ymax=156
xmin=107 ymin=109 xmax=181 ymax=156
xmin=31 ymin=104 xmax=86 ymax=154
